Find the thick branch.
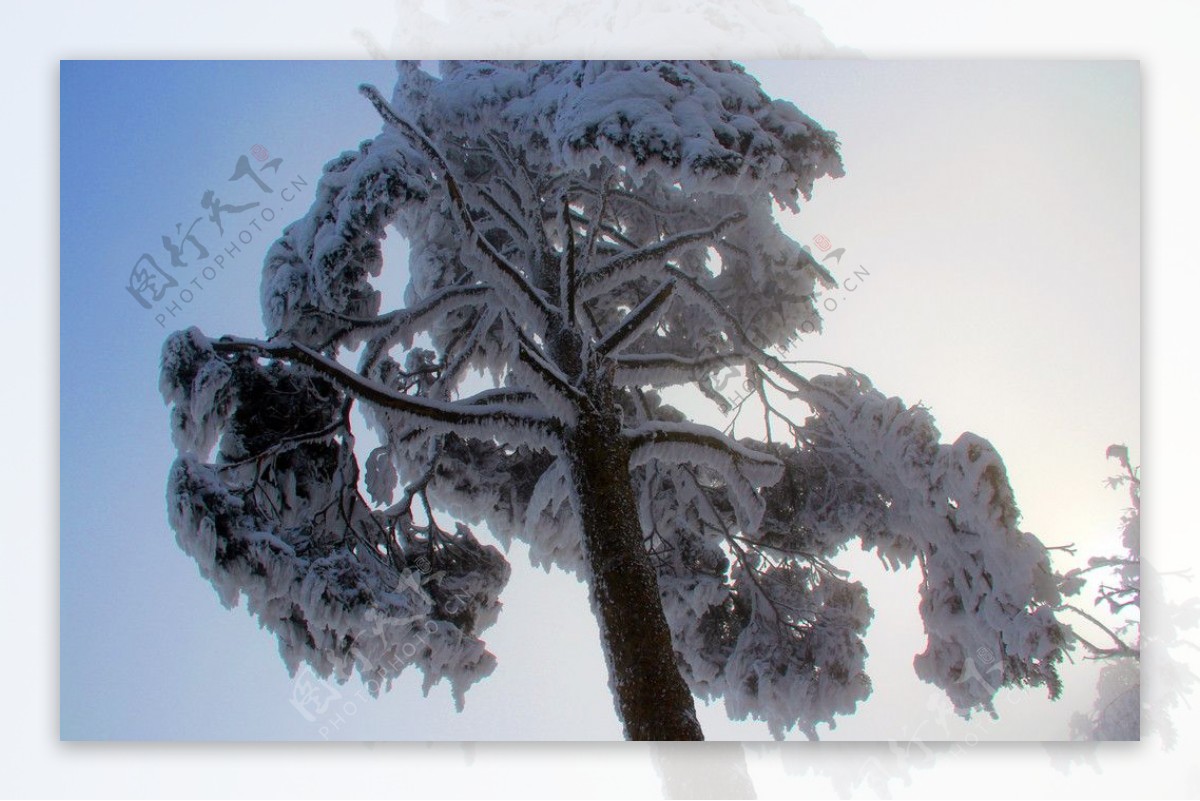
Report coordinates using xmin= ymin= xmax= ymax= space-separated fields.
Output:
xmin=624 ymin=421 xmax=782 ymax=473
xmin=559 ymin=194 xmax=578 ymax=325
xmin=596 ymin=279 xmax=675 ymax=357
xmin=612 ymin=351 xmax=743 ymax=373
xmin=211 ymin=335 xmax=558 ymax=436
xmin=514 ymin=330 xmax=587 ymax=403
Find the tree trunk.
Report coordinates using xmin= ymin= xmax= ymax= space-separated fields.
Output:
xmin=566 ymin=399 xmax=705 ymax=741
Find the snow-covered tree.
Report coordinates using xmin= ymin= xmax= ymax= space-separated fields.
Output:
xmin=1060 ymin=445 xmax=1141 ymax=741
xmin=160 ymin=60 xmax=1067 ymax=741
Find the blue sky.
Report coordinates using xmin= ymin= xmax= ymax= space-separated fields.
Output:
xmin=60 ymin=60 xmax=1139 ymax=742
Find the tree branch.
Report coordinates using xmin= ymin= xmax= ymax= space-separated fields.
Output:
xmin=612 ymin=351 xmax=743 ymax=372
xmin=217 ymin=398 xmax=353 ymax=470
xmin=429 ymin=308 xmax=496 ymax=400
xmin=1060 ymin=603 xmax=1140 ymax=658
xmin=358 ymin=284 xmax=492 ymax=373
xmin=474 ymin=185 xmax=534 ymax=251
xmin=211 ymin=335 xmax=558 ymax=437
xmin=559 ymin=193 xmax=578 ymax=325
xmin=579 ymin=212 xmax=746 ymax=297
xmin=665 ymin=265 xmax=848 ymax=411
xmin=359 ymin=84 xmax=556 ymax=328
xmin=596 ymin=279 xmax=675 ymax=356
xmin=514 ymin=329 xmax=587 ymax=404
xmin=624 ymin=421 xmax=782 ymax=473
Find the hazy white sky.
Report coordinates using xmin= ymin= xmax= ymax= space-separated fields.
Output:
xmin=59 ymin=59 xmax=1138 ymax=744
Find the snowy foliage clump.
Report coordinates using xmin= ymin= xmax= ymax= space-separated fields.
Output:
xmin=161 ymin=328 xmax=509 ymax=706
xmin=161 ymin=61 xmax=1067 ymax=739
xmin=793 ymin=373 xmax=1066 ymax=716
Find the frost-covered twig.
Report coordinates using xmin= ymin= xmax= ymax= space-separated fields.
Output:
xmin=360 ymin=84 xmax=555 ymax=329
xmin=581 ymin=212 xmax=747 ymax=297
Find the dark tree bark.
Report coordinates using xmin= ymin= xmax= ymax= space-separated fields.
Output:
xmin=565 ymin=379 xmax=704 ymax=741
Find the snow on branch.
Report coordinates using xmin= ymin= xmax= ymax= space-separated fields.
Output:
xmin=357 ymin=284 xmax=492 ymax=366
xmin=664 ymin=264 xmax=836 ymax=402
xmin=415 ymin=435 xmax=582 ymax=574
xmin=205 ymin=333 xmax=560 ymax=444
xmin=509 ymin=329 xmax=586 ymax=423
xmin=580 ymin=212 xmax=746 ymax=298
xmin=626 ymin=421 xmax=781 ymax=473
xmin=261 ymin=131 xmax=437 ymax=345
xmin=595 ymin=278 xmax=675 ymax=356
xmin=425 ymin=308 xmax=499 ymax=401
xmin=720 ymin=571 xmax=872 ymax=741
xmin=627 ymin=420 xmax=782 ymax=534
xmin=632 ymin=453 xmax=872 ymax=741
xmin=477 ymin=61 xmax=844 ymax=206
xmin=612 ymin=352 xmax=746 ymax=388
xmin=360 ymin=84 xmax=557 ymax=332
xmin=558 ymin=193 xmax=579 ymax=325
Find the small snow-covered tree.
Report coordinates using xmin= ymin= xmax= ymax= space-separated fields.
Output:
xmin=1060 ymin=446 xmax=1141 ymax=741
xmin=161 ymin=61 xmax=1067 ymax=740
